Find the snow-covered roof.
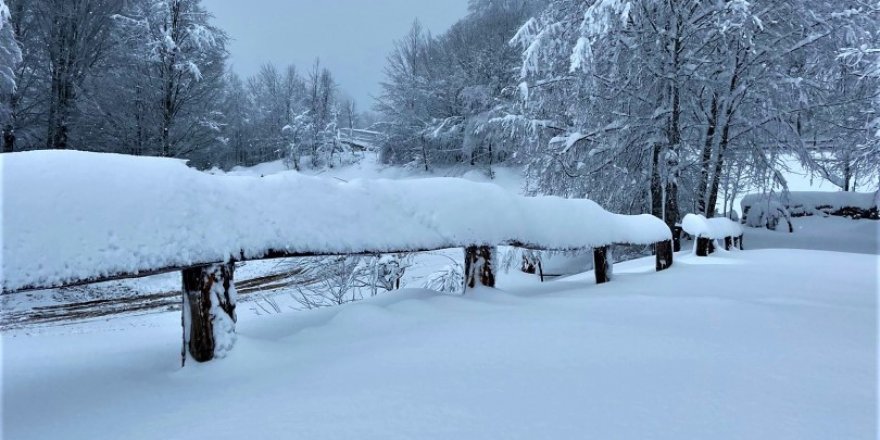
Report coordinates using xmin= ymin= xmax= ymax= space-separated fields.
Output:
xmin=681 ymin=214 xmax=743 ymax=240
xmin=2 ymin=151 xmax=671 ymax=292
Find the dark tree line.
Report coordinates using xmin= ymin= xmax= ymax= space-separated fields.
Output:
xmin=0 ymin=0 xmax=361 ymax=169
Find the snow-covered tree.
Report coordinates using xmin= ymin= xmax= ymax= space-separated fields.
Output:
xmin=0 ymin=0 xmax=22 ymax=151
xmin=508 ymin=0 xmax=879 ymax=225
xmin=114 ymin=0 xmax=227 ymax=159
xmin=28 ymin=0 xmax=124 ymax=150
xmin=376 ymin=2 xmax=542 ymax=172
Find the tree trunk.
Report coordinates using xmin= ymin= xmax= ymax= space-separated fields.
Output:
xmin=696 ymin=95 xmax=719 ymax=215
xmin=706 ymin=120 xmax=731 ymax=217
xmin=662 ymin=18 xmax=683 ymax=231
xmin=47 ymin=57 xmax=73 ymax=150
xmin=664 ymin=180 xmax=679 ymax=231
xmin=2 ymin=125 xmax=14 ymax=153
xmin=3 ymin=89 xmax=20 ymax=153
xmin=706 ymin=56 xmax=741 ymax=217
xmin=464 ymin=245 xmax=495 ymax=289
xmin=651 ymin=144 xmax=663 ymax=218
xmin=182 ymin=263 xmax=237 ymax=364
xmin=593 ymin=246 xmax=612 ymax=284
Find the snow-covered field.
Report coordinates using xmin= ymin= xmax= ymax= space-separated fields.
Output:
xmin=3 ymin=217 xmax=877 ymax=439
xmin=2 ymin=155 xmax=878 ymax=439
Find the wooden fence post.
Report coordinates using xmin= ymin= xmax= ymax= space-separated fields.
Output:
xmin=655 ymin=240 xmax=673 ymax=271
xmin=593 ymin=246 xmax=612 ymax=284
xmin=696 ymin=237 xmax=713 ymax=257
xmin=181 ymin=262 xmax=237 ymax=364
xmin=464 ymin=246 xmax=495 ymax=289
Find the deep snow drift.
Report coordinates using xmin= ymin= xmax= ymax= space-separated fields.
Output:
xmin=2 ymin=246 xmax=876 ymax=440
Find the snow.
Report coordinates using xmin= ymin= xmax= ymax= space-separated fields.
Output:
xmin=682 ymin=213 xmax=744 ymax=239
xmin=2 ymin=150 xmax=670 ymax=292
xmin=741 ymin=190 xmax=878 ymax=217
xmin=3 ymin=245 xmax=876 ymax=440
xmin=744 ymin=216 xmax=879 ymax=255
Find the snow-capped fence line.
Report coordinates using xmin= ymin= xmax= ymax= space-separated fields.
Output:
xmin=741 ymin=191 xmax=879 ymax=225
xmin=3 ymin=151 xmax=675 ymax=363
xmin=681 ymin=214 xmax=744 ymax=256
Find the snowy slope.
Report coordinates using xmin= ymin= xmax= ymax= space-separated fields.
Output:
xmin=2 ymin=248 xmax=876 ymax=440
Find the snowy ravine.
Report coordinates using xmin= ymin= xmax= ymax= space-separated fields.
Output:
xmin=2 ymin=246 xmax=876 ymax=440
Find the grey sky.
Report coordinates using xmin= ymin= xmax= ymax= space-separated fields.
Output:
xmin=203 ymin=0 xmax=471 ymax=111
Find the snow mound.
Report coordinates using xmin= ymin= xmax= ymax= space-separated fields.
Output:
xmin=682 ymin=214 xmax=743 ymax=239
xmin=741 ymin=191 xmax=878 ymax=219
xmin=2 ymin=151 xmax=671 ymax=292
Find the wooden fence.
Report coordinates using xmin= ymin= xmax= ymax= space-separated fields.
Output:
xmin=4 ymin=150 xmax=677 ymax=364
xmin=681 ymin=214 xmax=744 ymax=257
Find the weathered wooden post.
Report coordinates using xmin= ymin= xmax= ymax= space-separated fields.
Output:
xmin=724 ymin=236 xmax=732 ymax=251
xmin=738 ymin=234 xmax=744 ymax=250
xmin=181 ymin=262 xmax=237 ymax=365
xmin=695 ymin=237 xmax=713 ymax=257
xmin=464 ymin=246 xmax=496 ymax=289
xmin=593 ymin=246 xmax=612 ymax=284
xmin=655 ymin=240 xmax=673 ymax=271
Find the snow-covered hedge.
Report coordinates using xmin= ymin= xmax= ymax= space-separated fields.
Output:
xmin=743 ymin=200 xmax=793 ymax=232
xmin=2 ymin=151 xmax=671 ymax=292
xmin=681 ymin=214 xmax=743 ymax=239
xmin=741 ymin=191 xmax=879 ymax=223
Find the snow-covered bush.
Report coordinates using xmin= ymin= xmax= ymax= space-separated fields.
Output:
xmin=289 ymin=256 xmax=375 ymax=309
xmin=375 ymin=254 xmax=408 ymax=291
xmin=421 ymin=264 xmax=464 ymax=295
xmin=741 ymin=191 xmax=879 ymax=222
xmin=744 ymin=201 xmax=793 ymax=232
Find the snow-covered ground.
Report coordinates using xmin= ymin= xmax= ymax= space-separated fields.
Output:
xmin=3 ymin=217 xmax=877 ymax=439
xmin=745 ymin=216 xmax=879 ymax=255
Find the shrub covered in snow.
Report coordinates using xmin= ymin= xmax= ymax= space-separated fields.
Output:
xmin=743 ymin=201 xmax=794 ymax=232
xmin=741 ymin=191 xmax=879 ymax=224
xmin=421 ymin=264 xmax=465 ymax=294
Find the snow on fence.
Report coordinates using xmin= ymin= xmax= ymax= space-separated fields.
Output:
xmin=741 ymin=191 xmax=879 ymax=226
xmin=3 ymin=151 xmax=673 ymax=363
xmin=681 ymin=214 xmax=744 ymax=256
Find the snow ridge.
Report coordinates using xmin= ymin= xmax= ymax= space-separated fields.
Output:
xmin=3 ymin=151 xmax=671 ymax=292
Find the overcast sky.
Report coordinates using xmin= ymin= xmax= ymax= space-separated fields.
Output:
xmin=202 ymin=0 xmax=471 ymax=111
